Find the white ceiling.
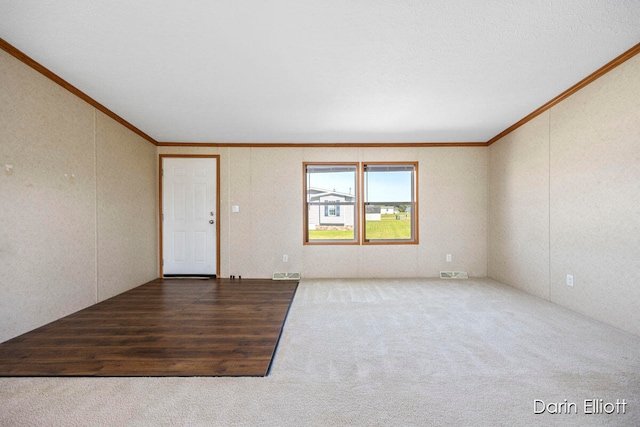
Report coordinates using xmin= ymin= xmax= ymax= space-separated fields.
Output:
xmin=1 ymin=1 xmax=639 ymax=144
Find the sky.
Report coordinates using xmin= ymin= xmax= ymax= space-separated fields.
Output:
xmin=308 ymin=170 xmax=413 ymax=202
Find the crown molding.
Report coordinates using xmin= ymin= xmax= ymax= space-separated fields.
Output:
xmin=487 ymin=42 xmax=640 ymax=145
xmin=3 ymin=37 xmax=638 ymax=149
xmin=0 ymin=37 xmax=158 ymax=146
xmin=156 ymin=141 xmax=486 ymax=148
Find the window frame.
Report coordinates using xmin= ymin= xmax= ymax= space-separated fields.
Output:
xmin=303 ymin=161 xmax=419 ymax=246
xmin=303 ymin=162 xmax=360 ymax=245
xmin=362 ymin=162 xmax=419 ymax=245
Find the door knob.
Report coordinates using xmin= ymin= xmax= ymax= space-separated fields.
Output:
xmin=209 ymin=220 xmax=214 ymax=224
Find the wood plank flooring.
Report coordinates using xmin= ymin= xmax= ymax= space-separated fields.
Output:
xmin=0 ymin=279 xmax=298 ymax=377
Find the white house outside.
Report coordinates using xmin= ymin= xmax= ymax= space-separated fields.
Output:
xmin=307 ymin=188 xmax=355 ymax=230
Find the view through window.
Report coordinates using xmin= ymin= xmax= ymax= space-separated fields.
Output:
xmin=363 ymin=163 xmax=417 ymax=243
xmin=304 ymin=162 xmax=417 ymax=244
xmin=304 ymin=164 xmax=358 ymax=243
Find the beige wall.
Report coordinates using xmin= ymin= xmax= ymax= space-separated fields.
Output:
xmin=5 ymin=36 xmax=637 ymax=343
xmin=0 ymin=50 xmax=157 ymax=342
xmin=488 ymin=54 xmax=640 ymax=336
xmin=488 ymin=113 xmax=550 ymax=299
xmin=158 ymin=146 xmax=488 ymax=279
xmin=96 ymin=112 xmax=158 ymax=301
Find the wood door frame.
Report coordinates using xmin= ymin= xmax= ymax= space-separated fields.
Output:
xmin=159 ymin=154 xmax=221 ymax=278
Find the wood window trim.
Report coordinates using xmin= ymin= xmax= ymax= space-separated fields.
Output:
xmin=303 ymin=162 xmax=360 ymax=245
xmin=361 ymin=161 xmax=419 ymax=245
xmin=303 ymin=161 xmax=419 ymax=246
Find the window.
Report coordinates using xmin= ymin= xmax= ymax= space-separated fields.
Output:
xmin=363 ymin=163 xmax=418 ymax=244
xmin=326 ymin=202 xmax=339 ymax=217
xmin=304 ymin=163 xmax=358 ymax=244
xmin=303 ymin=162 xmax=418 ymax=245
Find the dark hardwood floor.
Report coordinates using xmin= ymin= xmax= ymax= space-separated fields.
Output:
xmin=0 ymin=278 xmax=298 ymax=377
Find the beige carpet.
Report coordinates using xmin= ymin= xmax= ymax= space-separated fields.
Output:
xmin=1 ymin=278 xmax=639 ymax=426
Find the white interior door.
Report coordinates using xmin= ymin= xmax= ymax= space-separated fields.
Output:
xmin=162 ymin=157 xmax=217 ymax=277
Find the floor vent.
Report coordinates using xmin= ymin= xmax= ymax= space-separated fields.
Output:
xmin=272 ymin=272 xmax=301 ymax=281
xmin=440 ymin=271 xmax=469 ymax=279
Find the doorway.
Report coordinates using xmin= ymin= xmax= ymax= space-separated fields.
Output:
xmin=160 ymin=155 xmax=220 ymax=277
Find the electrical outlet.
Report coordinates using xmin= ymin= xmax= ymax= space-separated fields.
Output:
xmin=446 ymin=254 xmax=452 ymax=262
xmin=283 ymin=255 xmax=288 ymax=262
xmin=567 ymin=274 xmax=574 ymax=287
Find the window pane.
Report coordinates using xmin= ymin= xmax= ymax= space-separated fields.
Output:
xmin=306 ymin=164 xmax=357 ymax=242
xmin=307 ymin=168 xmax=356 ymax=197
xmin=364 ymin=204 xmax=412 ymax=240
xmin=365 ymin=170 xmax=413 ymax=203
xmin=364 ymin=164 xmax=416 ymax=242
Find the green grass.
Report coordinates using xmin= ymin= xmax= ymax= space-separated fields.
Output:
xmin=366 ymin=215 xmax=411 ymax=240
xmin=308 ymin=229 xmax=355 ymax=240
xmin=309 ymin=214 xmax=412 ymax=241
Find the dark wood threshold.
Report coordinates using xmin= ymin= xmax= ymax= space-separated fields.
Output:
xmin=162 ymin=274 xmax=216 ymax=279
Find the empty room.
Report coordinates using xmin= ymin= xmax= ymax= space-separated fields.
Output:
xmin=1 ymin=1 xmax=639 ymax=426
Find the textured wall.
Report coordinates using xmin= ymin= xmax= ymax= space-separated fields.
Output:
xmin=96 ymin=112 xmax=157 ymax=301
xmin=0 ymin=49 xmax=97 ymax=343
xmin=7 ymin=34 xmax=636 ymax=345
xmin=488 ymin=54 xmax=640 ymax=336
xmin=0 ymin=49 xmax=157 ymax=342
xmin=488 ymin=113 xmax=550 ymax=299
xmin=157 ymin=145 xmax=488 ymax=279
xmin=548 ymin=55 xmax=640 ymax=335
